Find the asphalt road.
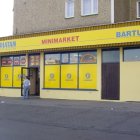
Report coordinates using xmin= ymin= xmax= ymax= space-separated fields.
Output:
xmin=0 ymin=97 xmax=140 ymax=140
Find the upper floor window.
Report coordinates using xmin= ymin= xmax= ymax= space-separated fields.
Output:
xmin=81 ymin=0 xmax=98 ymax=16
xmin=65 ymin=0 xmax=74 ymax=18
xmin=137 ymin=1 xmax=140 ymax=18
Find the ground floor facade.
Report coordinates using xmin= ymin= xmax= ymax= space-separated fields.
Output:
xmin=0 ymin=21 xmax=140 ymax=101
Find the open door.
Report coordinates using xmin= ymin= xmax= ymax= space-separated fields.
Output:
xmin=21 ymin=67 xmax=40 ymax=96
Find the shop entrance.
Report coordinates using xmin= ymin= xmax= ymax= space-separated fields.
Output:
xmin=101 ymin=49 xmax=120 ymax=100
xmin=21 ymin=67 xmax=40 ymax=96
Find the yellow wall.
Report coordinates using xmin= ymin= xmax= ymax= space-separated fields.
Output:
xmin=120 ymin=48 xmax=140 ymax=101
xmin=0 ymin=88 xmax=21 ymax=97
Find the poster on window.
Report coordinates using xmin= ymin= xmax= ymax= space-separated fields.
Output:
xmin=20 ymin=56 xmax=26 ymax=66
xmin=29 ymin=55 xmax=40 ymax=66
xmin=79 ymin=64 xmax=97 ymax=89
xmin=44 ymin=65 xmax=60 ymax=88
xmin=1 ymin=57 xmax=13 ymax=66
xmin=1 ymin=67 xmax=13 ymax=87
xmin=79 ymin=52 xmax=97 ymax=63
xmin=14 ymin=57 xmax=20 ymax=66
xmin=45 ymin=54 xmax=60 ymax=64
xmin=61 ymin=65 xmax=78 ymax=89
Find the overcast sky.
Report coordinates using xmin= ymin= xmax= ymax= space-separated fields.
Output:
xmin=0 ymin=0 xmax=14 ymax=37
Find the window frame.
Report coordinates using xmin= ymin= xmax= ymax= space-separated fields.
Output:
xmin=44 ymin=50 xmax=97 ymax=90
xmin=65 ymin=0 xmax=74 ymax=18
xmin=137 ymin=1 xmax=140 ymax=18
xmin=81 ymin=0 xmax=98 ymax=16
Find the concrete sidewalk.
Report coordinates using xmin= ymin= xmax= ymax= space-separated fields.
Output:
xmin=0 ymin=96 xmax=140 ymax=112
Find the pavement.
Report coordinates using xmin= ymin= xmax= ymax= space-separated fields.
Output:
xmin=0 ymin=97 xmax=140 ymax=140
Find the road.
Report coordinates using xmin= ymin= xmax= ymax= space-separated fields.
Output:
xmin=0 ymin=97 xmax=140 ymax=140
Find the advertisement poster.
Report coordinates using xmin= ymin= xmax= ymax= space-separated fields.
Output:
xmin=61 ymin=65 xmax=77 ymax=89
xmin=14 ymin=57 xmax=20 ymax=66
xmin=79 ymin=52 xmax=97 ymax=63
xmin=79 ymin=64 xmax=97 ymax=89
xmin=1 ymin=67 xmax=13 ymax=87
xmin=45 ymin=65 xmax=60 ymax=88
xmin=29 ymin=55 xmax=40 ymax=66
xmin=2 ymin=57 xmax=13 ymax=66
xmin=20 ymin=56 xmax=26 ymax=66
xmin=13 ymin=67 xmax=22 ymax=87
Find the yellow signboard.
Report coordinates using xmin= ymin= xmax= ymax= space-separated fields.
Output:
xmin=13 ymin=67 xmax=22 ymax=87
xmin=45 ymin=65 xmax=60 ymax=88
xmin=79 ymin=64 xmax=97 ymax=89
xmin=61 ymin=65 xmax=78 ymax=89
xmin=1 ymin=67 xmax=13 ymax=87
xmin=0 ymin=25 xmax=140 ymax=52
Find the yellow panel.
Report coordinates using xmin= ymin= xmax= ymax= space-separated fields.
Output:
xmin=13 ymin=67 xmax=22 ymax=87
xmin=45 ymin=65 xmax=60 ymax=88
xmin=61 ymin=65 xmax=77 ymax=89
xmin=1 ymin=67 xmax=13 ymax=87
xmin=1 ymin=25 xmax=140 ymax=52
xmin=79 ymin=64 xmax=97 ymax=89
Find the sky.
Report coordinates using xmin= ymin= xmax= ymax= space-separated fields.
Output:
xmin=0 ymin=0 xmax=14 ymax=37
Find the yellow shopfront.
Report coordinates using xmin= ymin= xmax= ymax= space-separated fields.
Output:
xmin=0 ymin=21 xmax=140 ymax=101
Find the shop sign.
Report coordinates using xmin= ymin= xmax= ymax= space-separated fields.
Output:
xmin=1 ymin=25 xmax=140 ymax=53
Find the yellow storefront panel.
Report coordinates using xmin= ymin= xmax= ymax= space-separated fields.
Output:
xmin=45 ymin=65 xmax=60 ymax=88
xmin=79 ymin=64 xmax=97 ymax=89
xmin=13 ymin=67 xmax=22 ymax=87
xmin=61 ymin=65 xmax=77 ymax=89
xmin=1 ymin=67 xmax=13 ymax=87
xmin=1 ymin=25 xmax=140 ymax=53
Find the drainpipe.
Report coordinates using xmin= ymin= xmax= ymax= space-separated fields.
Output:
xmin=111 ymin=0 xmax=115 ymax=23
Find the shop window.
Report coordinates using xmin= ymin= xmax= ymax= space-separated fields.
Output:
xmin=65 ymin=0 xmax=74 ymax=18
xmin=14 ymin=56 xmax=20 ymax=66
xmin=81 ymin=0 xmax=98 ymax=16
xmin=44 ymin=51 xmax=97 ymax=90
xmin=20 ymin=56 xmax=26 ymax=66
xmin=102 ymin=49 xmax=120 ymax=63
xmin=137 ymin=1 xmax=140 ymax=18
xmin=62 ymin=53 xmax=69 ymax=64
xmin=79 ymin=51 xmax=97 ymax=63
xmin=124 ymin=48 xmax=140 ymax=61
xmin=45 ymin=54 xmax=60 ymax=65
xmin=70 ymin=53 xmax=78 ymax=63
xmin=13 ymin=55 xmax=26 ymax=66
xmin=29 ymin=54 xmax=40 ymax=67
xmin=1 ymin=56 xmax=13 ymax=66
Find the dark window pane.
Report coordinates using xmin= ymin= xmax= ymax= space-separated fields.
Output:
xmin=79 ymin=51 xmax=97 ymax=63
xmin=124 ymin=48 xmax=140 ymax=61
xmin=102 ymin=49 xmax=120 ymax=63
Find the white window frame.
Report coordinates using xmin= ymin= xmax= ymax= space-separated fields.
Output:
xmin=81 ymin=0 xmax=98 ymax=16
xmin=65 ymin=0 xmax=74 ymax=18
xmin=137 ymin=1 xmax=140 ymax=18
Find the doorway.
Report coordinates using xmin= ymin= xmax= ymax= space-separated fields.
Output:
xmin=21 ymin=67 xmax=40 ymax=96
xmin=101 ymin=49 xmax=120 ymax=100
